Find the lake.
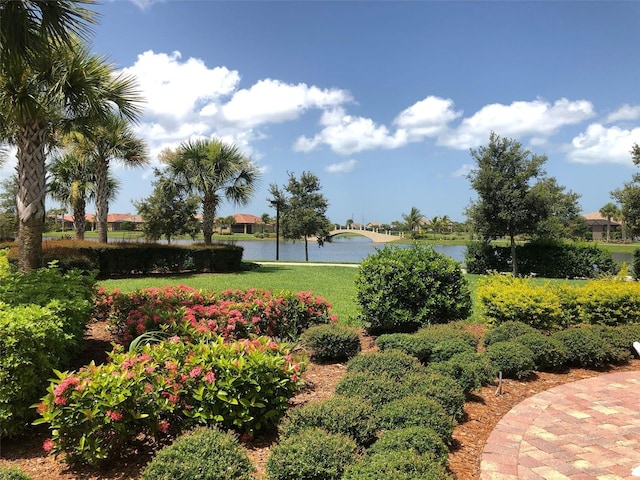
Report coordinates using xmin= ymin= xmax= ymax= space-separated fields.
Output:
xmin=216 ymin=236 xmax=467 ymax=264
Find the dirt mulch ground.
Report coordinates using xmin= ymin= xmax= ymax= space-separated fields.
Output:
xmin=1 ymin=322 xmax=639 ymax=480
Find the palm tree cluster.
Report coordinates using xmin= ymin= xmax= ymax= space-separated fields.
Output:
xmin=0 ymin=0 xmax=147 ymax=271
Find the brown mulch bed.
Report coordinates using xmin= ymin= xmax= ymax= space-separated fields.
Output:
xmin=1 ymin=322 xmax=639 ymax=479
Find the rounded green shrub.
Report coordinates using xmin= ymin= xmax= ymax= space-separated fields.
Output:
xmin=0 ymin=467 xmax=31 ymax=480
xmin=355 ymin=244 xmax=471 ymax=334
xmin=552 ymin=327 xmax=614 ymax=368
xmin=140 ymin=427 xmax=254 ymax=480
xmin=513 ymin=332 xmax=568 ymax=371
xmin=485 ymin=341 xmax=535 ymax=379
xmin=427 ymin=351 xmax=495 ymax=396
xmin=335 ymin=373 xmax=407 ymax=406
xmin=278 ymin=396 xmax=377 ymax=447
xmin=367 ymin=426 xmax=449 ymax=466
xmin=342 ymin=451 xmax=452 ymax=480
xmin=428 ymin=337 xmax=476 ymax=363
xmin=583 ymin=325 xmax=632 ymax=364
xmin=402 ymin=372 xmax=466 ymax=422
xmin=616 ymin=323 xmax=640 ymax=357
xmin=417 ymin=323 xmax=480 ymax=350
xmin=266 ymin=427 xmax=359 ymax=480
xmin=346 ymin=350 xmax=426 ymax=379
xmin=300 ymin=324 xmax=361 ymax=362
xmin=482 ymin=321 xmax=538 ymax=347
xmin=375 ymin=333 xmax=432 ymax=363
xmin=375 ymin=395 xmax=455 ymax=443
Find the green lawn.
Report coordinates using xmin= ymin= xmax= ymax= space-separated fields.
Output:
xmin=99 ymin=264 xmax=361 ymax=324
xmin=99 ymin=265 xmax=593 ymax=327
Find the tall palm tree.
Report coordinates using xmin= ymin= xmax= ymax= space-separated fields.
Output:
xmin=599 ymin=202 xmax=620 ymax=243
xmin=48 ymin=150 xmax=120 ymax=240
xmin=0 ymin=7 xmax=142 ymax=270
xmin=402 ymin=206 xmax=423 ymax=238
xmin=163 ymin=139 xmax=261 ymax=245
xmin=71 ymin=112 xmax=148 ymax=243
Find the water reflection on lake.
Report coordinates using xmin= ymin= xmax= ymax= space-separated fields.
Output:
xmin=216 ymin=236 xmax=467 ymax=264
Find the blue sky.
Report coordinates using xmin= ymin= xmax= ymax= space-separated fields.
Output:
xmin=12 ymin=0 xmax=640 ymax=224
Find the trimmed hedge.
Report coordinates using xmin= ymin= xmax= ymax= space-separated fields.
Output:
xmin=278 ymin=396 xmax=378 ymax=448
xmin=375 ymin=396 xmax=455 ymax=443
xmin=300 ymin=324 xmax=361 ymax=362
xmin=345 ymin=350 xmax=426 ymax=380
xmin=483 ymin=321 xmax=539 ymax=347
xmin=4 ymin=240 xmax=244 ymax=278
xmin=513 ymin=333 xmax=568 ymax=372
xmin=266 ymin=428 xmax=359 ymax=480
xmin=367 ymin=426 xmax=449 ymax=466
xmin=427 ymin=352 xmax=495 ymax=396
xmin=140 ymin=427 xmax=254 ymax=480
xmin=342 ymin=451 xmax=452 ymax=480
xmin=465 ymin=241 xmax=617 ymax=278
xmin=485 ymin=341 xmax=535 ymax=379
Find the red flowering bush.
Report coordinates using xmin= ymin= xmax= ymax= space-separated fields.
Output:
xmin=98 ymin=286 xmax=337 ymax=344
xmin=34 ymin=336 xmax=305 ymax=465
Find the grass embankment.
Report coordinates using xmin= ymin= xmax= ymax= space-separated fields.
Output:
xmin=99 ymin=266 xmax=586 ymax=327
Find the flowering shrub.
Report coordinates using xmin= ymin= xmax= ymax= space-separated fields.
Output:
xmin=97 ymin=286 xmax=337 ymax=344
xmin=35 ymin=336 xmax=305 ymax=465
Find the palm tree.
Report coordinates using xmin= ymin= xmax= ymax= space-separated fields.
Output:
xmin=599 ymin=202 xmax=620 ymax=242
xmin=48 ymin=150 xmax=120 ymax=240
xmin=402 ymin=206 xmax=423 ymax=238
xmin=0 ymin=5 xmax=142 ymax=270
xmin=71 ymin=112 xmax=148 ymax=243
xmin=163 ymin=139 xmax=261 ymax=245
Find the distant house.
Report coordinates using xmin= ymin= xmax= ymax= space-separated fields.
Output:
xmin=230 ymin=213 xmax=263 ymax=234
xmin=62 ymin=213 xmax=143 ymax=232
xmin=583 ymin=212 xmax=621 ymax=241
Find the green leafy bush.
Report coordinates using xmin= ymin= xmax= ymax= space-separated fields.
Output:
xmin=278 ymin=396 xmax=377 ymax=448
xmin=375 ymin=396 xmax=455 ymax=444
xmin=36 ymin=337 xmax=304 ymax=465
xmin=465 ymin=241 xmax=616 ymax=278
xmin=552 ymin=327 xmax=614 ymax=368
xmin=513 ymin=333 xmax=568 ymax=371
xmin=616 ymin=323 xmax=640 ymax=357
xmin=485 ymin=341 xmax=535 ymax=379
xmin=401 ymin=372 xmax=466 ymax=422
xmin=574 ymin=325 xmax=631 ymax=365
xmin=427 ymin=352 xmax=495 ymax=396
xmin=346 ymin=350 xmax=426 ymax=380
xmin=355 ymin=244 xmax=471 ymax=334
xmin=477 ymin=275 xmax=563 ymax=330
xmin=342 ymin=451 xmax=452 ymax=480
xmin=367 ymin=426 xmax=449 ymax=466
xmin=482 ymin=321 xmax=539 ymax=347
xmin=375 ymin=333 xmax=432 ymax=363
xmin=428 ymin=337 xmax=476 ymax=363
xmin=140 ymin=427 xmax=254 ymax=480
xmin=0 ymin=466 xmax=31 ymax=480
xmin=300 ymin=324 xmax=361 ymax=362
xmin=335 ymin=373 xmax=407 ymax=406
xmin=417 ymin=323 xmax=480 ymax=350
xmin=266 ymin=427 xmax=359 ymax=480
xmin=0 ymin=304 xmax=75 ymax=437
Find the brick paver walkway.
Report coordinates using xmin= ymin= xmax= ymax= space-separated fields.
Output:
xmin=480 ymin=371 xmax=640 ymax=479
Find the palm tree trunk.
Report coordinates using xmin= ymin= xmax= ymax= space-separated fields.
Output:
xmin=94 ymin=158 xmax=109 ymax=243
xmin=202 ymin=193 xmax=216 ymax=246
xmin=73 ymin=201 xmax=86 ymax=241
xmin=304 ymin=235 xmax=309 ymax=262
xmin=606 ymin=217 xmax=611 ymax=242
xmin=16 ymin=122 xmax=47 ymax=272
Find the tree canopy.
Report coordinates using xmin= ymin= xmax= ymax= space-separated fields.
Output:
xmin=279 ymin=171 xmax=331 ymax=262
xmin=466 ymin=132 xmax=549 ymax=275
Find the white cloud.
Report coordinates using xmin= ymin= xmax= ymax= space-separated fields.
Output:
xmin=326 ymin=159 xmax=358 ymax=174
xmin=605 ymin=104 xmax=640 ymax=123
xmin=451 ymin=163 xmax=473 ymax=178
xmin=214 ymin=79 xmax=352 ymax=128
xmin=294 ymin=113 xmax=407 ymax=155
xmin=439 ymin=98 xmax=595 ymax=149
xmin=122 ymin=50 xmax=240 ymax=121
xmin=394 ymin=96 xmax=462 ymax=140
xmin=567 ymin=123 xmax=640 ymax=164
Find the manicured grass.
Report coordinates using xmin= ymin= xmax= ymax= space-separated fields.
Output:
xmin=99 ymin=267 xmax=592 ymax=327
xmin=99 ymin=264 xmax=361 ymax=324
